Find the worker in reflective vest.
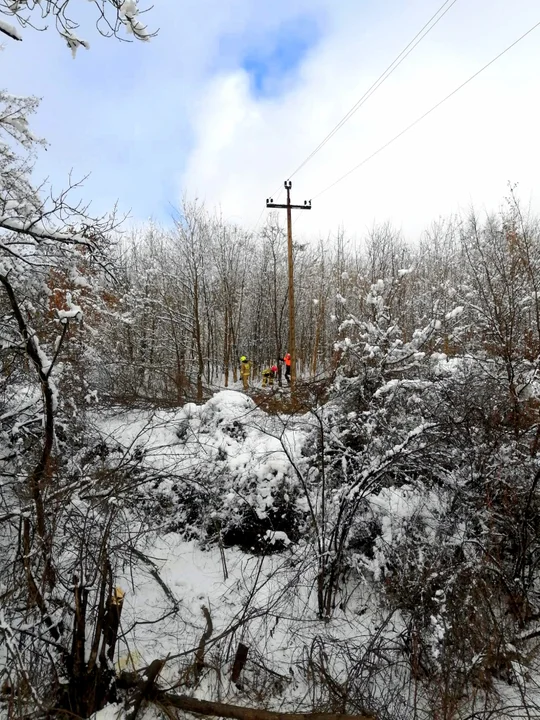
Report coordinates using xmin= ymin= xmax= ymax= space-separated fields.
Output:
xmin=240 ymin=356 xmax=251 ymax=391
xmin=282 ymin=352 xmax=291 ymax=384
xmin=262 ymin=364 xmax=278 ymax=387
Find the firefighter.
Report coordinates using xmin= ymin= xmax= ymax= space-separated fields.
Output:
xmin=239 ymin=355 xmax=251 ymax=391
xmin=262 ymin=364 xmax=278 ymax=388
xmin=282 ymin=352 xmax=291 ymax=384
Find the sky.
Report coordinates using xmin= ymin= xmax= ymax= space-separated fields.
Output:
xmin=3 ymin=0 xmax=540 ymax=242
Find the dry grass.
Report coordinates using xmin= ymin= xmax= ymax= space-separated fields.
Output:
xmin=249 ymin=379 xmax=331 ymax=415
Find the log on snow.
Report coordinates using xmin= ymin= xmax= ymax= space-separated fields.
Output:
xmin=159 ymin=693 xmax=376 ymax=720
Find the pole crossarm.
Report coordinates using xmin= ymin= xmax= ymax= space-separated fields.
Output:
xmin=266 ymin=202 xmax=312 ymax=210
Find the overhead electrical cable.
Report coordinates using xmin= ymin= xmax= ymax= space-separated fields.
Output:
xmin=256 ymin=0 xmax=459 ymax=236
xmin=312 ymin=18 xmax=540 ymax=200
xmin=252 ymin=203 xmax=268 ymax=236
xmin=287 ymin=0 xmax=460 ymax=180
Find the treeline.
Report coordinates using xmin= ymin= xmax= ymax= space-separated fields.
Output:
xmin=91 ymin=188 xmax=540 ymax=408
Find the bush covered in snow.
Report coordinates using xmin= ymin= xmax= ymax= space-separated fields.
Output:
xmin=127 ymin=392 xmax=308 ymax=553
xmin=296 ymin=332 xmax=540 ymax=710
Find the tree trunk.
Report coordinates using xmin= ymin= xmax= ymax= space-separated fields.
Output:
xmin=193 ymin=276 xmax=204 ymax=403
xmin=158 ymin=692 xmax=376 ymax=720
xmin=224 ymin=304 xmax=230 ymax=387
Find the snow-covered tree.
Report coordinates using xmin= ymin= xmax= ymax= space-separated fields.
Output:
xmin=0 ymin=5 xmax=161 ymax=716
xmin=0 ymin=0 xmax=153 ymax=52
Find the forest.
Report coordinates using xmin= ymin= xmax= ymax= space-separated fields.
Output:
xmin=2 ymin=2 xmax=540 ymax=720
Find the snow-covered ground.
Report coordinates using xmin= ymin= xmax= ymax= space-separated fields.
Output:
xmin=97 ymin=389 xmax=305 ymax=478
xmin=95 ymin=391 xmax=319 ymax=674
xmin=91 ymin=391 xmax=402 ymax=715
xmin=85 ymin=389 xmax=540 ymax=719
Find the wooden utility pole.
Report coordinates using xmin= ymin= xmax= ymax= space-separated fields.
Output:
xmin=266 ymin=181 xmax=311 ymax=388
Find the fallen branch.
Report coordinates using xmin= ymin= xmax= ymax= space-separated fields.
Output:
xmin=119 ymin=659 xmax=376 ymax=720
xmin=194 ymin=605 xmax=213 ymax=681
xmin=127 ymin=658 xmax=165 ymax=720
xmin=157 ymin=692 xmax=376 ymax=720
xmin=129 ymin=547 xmax=180 ymax=611
xmin=231 ymin=642 xmax=249 ymax=684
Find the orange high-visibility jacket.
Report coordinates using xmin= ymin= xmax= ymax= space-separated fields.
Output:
xmin=284 ymin=353 xmax=291 ymax=366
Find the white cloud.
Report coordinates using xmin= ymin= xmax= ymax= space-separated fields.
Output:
xmin=3 ymin=0 xmax=539 ymax=237
xmin=180 ymin=0 xmax=540 ymax=240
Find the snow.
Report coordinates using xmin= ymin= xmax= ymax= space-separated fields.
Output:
xmin=91 ymin=704 xmax=124 ymax=720
xmin=264 ymin=530 xmax=291 ymax=546
xmin=205 ymin=389 xmax=255 ymax=412
xmin=59 ymin=30 xmax=90 ymax=58
xmin=120 ymin=1 xmax=151 ymax=40
xmin=57 ymin=308 xmax=82 ymax=321
xmin=374 ymin=378 xmax=432 ymax=397
xmin=33 ymin=333 xmax=52 ymax=375
xmin=57 ymin=292 xmax=83 ymax=322
xmin=445 ymin=305 xmax=464 ymax=320
xmin=71 ymin=270 xmax=92 ymax=288
xmin=3 ymin=376 xmax=540 ymax=719
xmin=110 ymin=530 xmax=388 ymax=715
xmin=88 ymin=395 xmax=322 ymax=691
xmin=97 ymin=392 xmax=306 ymax=518
xmin=120 ymin=0 xmax=138 ymax=17
xmin=0 ymin=215 xmax=89 ymax=243
xmin=0 ymin=19 xmax=22 ymax=42
xmin=398 ymin=266 xmax=414 ymax=277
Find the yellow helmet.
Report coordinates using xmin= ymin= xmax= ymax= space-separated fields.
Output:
xmin=240 ymin=355 xmax=247 ymax=362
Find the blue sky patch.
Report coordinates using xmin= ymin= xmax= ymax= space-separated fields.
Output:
xmin=240 ymin=16 xmax=321 ymax=98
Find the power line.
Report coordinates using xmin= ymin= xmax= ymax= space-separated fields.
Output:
xmin=260 ymin=0 xmax=458 ymax=233
xmin=252 ymin=184 xmax=284 ymax=237
xmin=259 ymin=0 xmax=458 ymax=236
xmin=313 ymin=18 xmax=540 ymax=200
xmin=251 ymin=204 xmax=268 ymax=236
xmin=253 ymin=182 xmax=286 ymax=236
xmin=287 ymin=0 xmax=460 ymax=181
